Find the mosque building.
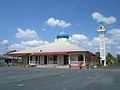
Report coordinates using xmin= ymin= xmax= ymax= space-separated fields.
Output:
xmin=10 ymin=32 xmax=100 ymax=68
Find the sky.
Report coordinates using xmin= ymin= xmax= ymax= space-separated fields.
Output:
xmin=0 ymin=0 xmax=120 ymax=55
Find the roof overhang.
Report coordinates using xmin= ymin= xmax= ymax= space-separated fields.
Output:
xmin=33 ymin=52 xmax=68 ymax=55
xmin=9 ymin=51 xmax=86 ymax=56
xmin=69 ymin=51 xmax=87 ymax=53
xmin=9 ymin=53 xmax=31 ymax=56
xmin=9 ymin=52 xmax=69 ymax=56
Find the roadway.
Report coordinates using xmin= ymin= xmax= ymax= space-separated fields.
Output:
xmin=0 ymin=67 xmax=120 ymax=90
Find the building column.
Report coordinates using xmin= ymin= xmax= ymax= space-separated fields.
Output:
xmin=29 ymin=55 xmax=31 ymax=64
xmin=37 ymin=56 xmax=39 ymax=65
xmin=83 ymin=53 xmax=86 ymax=65
xmin=47 ymin=55 xmax=48 ymax=65
xmin=57 ymin=55 xmax=59 ymax=65
xmin=68 ymin=53 xmax=71 ymax=65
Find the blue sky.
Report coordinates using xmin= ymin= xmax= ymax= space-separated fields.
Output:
xmin=0 ymin=0 xmax=120 ymax=55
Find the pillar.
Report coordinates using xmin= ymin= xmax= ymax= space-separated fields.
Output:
xmin=57 ymin=55 xmax=59 ymax=65
xmin=29 ymin=55 xmax=31 ymax=64
xmin=68 ymin=53 xmax=71 ymax=65
xmin=83 ymin=53 xmax=86 ymax=65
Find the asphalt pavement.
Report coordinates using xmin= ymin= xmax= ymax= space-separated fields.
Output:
xmin=0 ymin=67 xmax=120 ymax=90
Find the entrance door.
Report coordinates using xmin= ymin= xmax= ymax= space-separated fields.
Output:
xmin=64 ymin=55 xmax=69 ymax=65
xmin=53 ymin=55 xmax=57 ymax=64
xmin=44 ymin=55 xmax=47 ymax=64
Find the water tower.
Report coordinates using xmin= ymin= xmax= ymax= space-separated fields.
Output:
xmin=97 ymin=22 xmax=106 ymax=66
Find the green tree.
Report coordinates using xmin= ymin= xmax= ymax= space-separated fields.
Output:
xmin=106 ymin=53 xmax=116 ymax=65
xmin=95 ymin=52 xmax=100 ymax=57
xmin=4 ymin=50 xmax=17 ymax=55
xmin=116 ymin=54 xmax=120 ymax=65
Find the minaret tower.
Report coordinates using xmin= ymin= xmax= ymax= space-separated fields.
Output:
xmin=97 ymin=22 xmax=106 ymax=66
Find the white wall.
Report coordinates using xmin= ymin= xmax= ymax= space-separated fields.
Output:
xmin=58 ymin=55 xmax=64 ymax=65
xmin=40 ymin=55 xmax=44 ymax=64
xmin=22 ymin=55 xmax=28 ymax=65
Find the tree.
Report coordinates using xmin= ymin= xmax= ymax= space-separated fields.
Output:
xmin=116 ymin=54 xmax=120 ymax=65
xmin=106 ymin=53 xmax=116 ymax=65
xmin=95 ymin=52 xmax=100 ymax=57
xmin=6 ymin=50 xmax=17 ymax=55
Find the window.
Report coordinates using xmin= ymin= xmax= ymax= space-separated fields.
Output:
xmin=53 ymin=55 xmax=57 ymax=61
xmin=30 ymin=56 xmax=32 ymax=61
xmin=27 ymin=56 xmax=29 ymax=63
xmin=53 ymin=55 xmax=57 ymax=64
xmin=78 ymin=55 xmax=83 ymax=61
xmin=36 ymin=56 xmax=38 ymax=61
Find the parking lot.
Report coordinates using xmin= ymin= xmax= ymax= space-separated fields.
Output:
xmin=0 ymin=67 xmax=120 ymax=90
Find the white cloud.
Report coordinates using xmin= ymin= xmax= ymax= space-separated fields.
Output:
xmin=71 ymin=34 xmax=88 ymax=43
xmin=41 ymin=28 xmax=47 ymax=31
xmin=107 ymin=29 xmax=120 ymax=35
xmin=9 ymin=44 xmax=27 ymax=50
xmin=0 ymin=40 xmax=9 ymax=44
xmin=70 ymin=35 xmax=96 ymax=53
xmin=9 ymin=40 xmax=49 ymax=50
xmin=70 ymin=34 xmax=90 ymax=51
xmin=92 ymin=12 xmax=116 ymax=24
xmin=116 ymin=51 xmax=120 ymax=54
xmin=16 ymin=28 xmax=39 ymax=40
xmin=46 ymin=18 xmax=72 ymax=28
xmin=105 ymin=38 xmax=117 ymax=45
xmin=90 ymin=37 xmax=99 ymax=46
xmin=107 ymin=29 xmax=120 ymax=44
xmin=21 ymin=40 xmax=48 ymax=46
xmin=116 ymin=46 xmax=120 ymax=49
xmin=9 ymin=28 xmax=49 ymax=51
